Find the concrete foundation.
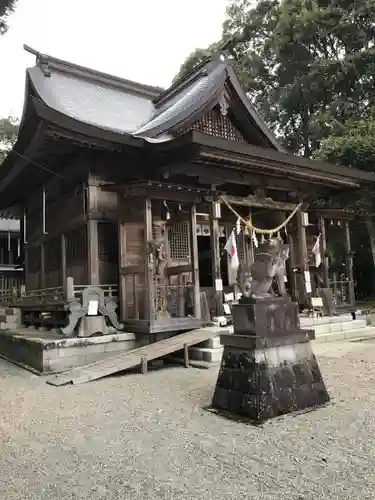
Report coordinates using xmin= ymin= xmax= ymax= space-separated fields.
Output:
xmin=0 ymin=327 xmax=138 ymax=374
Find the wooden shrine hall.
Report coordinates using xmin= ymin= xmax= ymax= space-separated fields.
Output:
xmin=1 ymin=45 xmax=374 ymax=338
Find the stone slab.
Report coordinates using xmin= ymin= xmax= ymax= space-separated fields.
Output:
xmin=300 ymin=314 xmax=353 ymax=327
xmin=0 ymin=328 xmax=138 ymax=374
xmin=314 ymin=326 xmax=375 ymax=344
xmin=189 ymin=346 xmax=224 ymax=363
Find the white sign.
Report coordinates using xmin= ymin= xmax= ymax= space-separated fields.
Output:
xmin=305 ymin=281 xmax=312 ymax=293
xmin=215 ymin=279 xmax=223 ymax=292
xmin=223 ymin=303 xmax=231 ymax=315
xmin=87 ymin=300 xmax=99 ymax=316
xmin=304 ymin=271 xmax=311 ymax=282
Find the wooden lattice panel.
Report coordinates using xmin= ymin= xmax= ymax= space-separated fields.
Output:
xmin=179 ymin=108 xmax=246 ymax=143
xmin=168 ymin=222 xmax=190 ymax=260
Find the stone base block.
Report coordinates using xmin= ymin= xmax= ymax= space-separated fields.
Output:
xmin=212 ymin=337 xmax=330 ymax=424
xmin=0 ymin=327 xmax=138 ymax=374
xmin=197 ymin=336 xmax=222 ymax=349
xmin=189 ymin=346 xmax=223 ymax=363
xmin=78 ymin=316 xmax=109 ymax=337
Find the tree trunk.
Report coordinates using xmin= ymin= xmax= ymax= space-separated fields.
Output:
xmin=366 ymin=220 xmax=375 ymax=269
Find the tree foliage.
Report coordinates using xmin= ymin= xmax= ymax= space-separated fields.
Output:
xmin=315 ymin=109 xmax=375 ymax=213
xmin=0 ymin=117 xmax=19 ymax=164
xmin=177 ymin=0 xmax=375 ymax=157
xmin=0 ymin=0 xmax=17 ymax=34
xmin=174 ymin=43 xmax=221 ymax=83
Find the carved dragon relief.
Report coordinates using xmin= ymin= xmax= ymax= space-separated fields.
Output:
xmin=237 ymin=239 xmax=290 ymax=299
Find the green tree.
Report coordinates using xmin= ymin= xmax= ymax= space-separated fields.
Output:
xmin=174 ymin=43 xmax=221 ymax=83
xmin=0 ymin=117 xmax=19 ymax=164
xmin=316 ymin=110 xmax=375 ymax=273
xmin=0 ymin=0 xmax=17 ymax=34
xmin=177 ymin=0 xmax=375 ymax=156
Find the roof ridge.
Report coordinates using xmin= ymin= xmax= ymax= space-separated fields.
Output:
xmin=23 ymin=44 xmax=164 ymax=99
xmin=153 ymin=57 xmax=223 ymax=108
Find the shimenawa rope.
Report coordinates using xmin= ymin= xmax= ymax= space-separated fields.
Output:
xmin=219 ymin=196 xmax=303 ymax=235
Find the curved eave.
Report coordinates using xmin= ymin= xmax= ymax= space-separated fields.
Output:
xmin=148 ymin=131 xmax=374 ymax=189
xmin=31 ymin=98 xmax=144 ymax=149
xmin=0 ymin=98 xmax=45 ymax=194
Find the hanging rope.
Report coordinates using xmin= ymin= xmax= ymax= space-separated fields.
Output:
xmin=219 ymin=196 xmax=303 ymax=235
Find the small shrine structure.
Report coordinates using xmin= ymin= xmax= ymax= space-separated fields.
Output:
xmin=0 ymin=46 xmax=374 ymax=338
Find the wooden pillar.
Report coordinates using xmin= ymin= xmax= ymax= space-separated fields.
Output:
xmin=189 ymin=203 xmax=201 ymax=319
xmin=247 ymin=210 xmax=255 ymax=266
xmin=61 ymin=233 xmax=67 ymax=285
xmin=288 ymin=234 xmax=298 ymax=302
xmin=344 ymin=220 xmax=355 ymax=305
xmin=118 ymin=220 xmax=127 ymax=321
xmin=319 ymin=217 xmax=329 ymax=288
xmin=24 ymin=246 xmax=29 ymax=292
xmin=144 ymin=198 xmax=154 ymax=322
xmin=296 ymin=209 xmax=309 ymax=305
xmin=209 ymin=201 xmax=223 ymax=316
xmin=87 ymin=219 xmax=99 ymax=285
xmin=40 ymin=243 xmax=46 ymax=289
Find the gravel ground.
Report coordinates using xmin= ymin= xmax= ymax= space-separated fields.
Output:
xmin=0 ymin=341 xmax=375 ymax=500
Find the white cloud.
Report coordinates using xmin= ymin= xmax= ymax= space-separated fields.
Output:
xmin=0 ymin=0 xmax=227 ymax=118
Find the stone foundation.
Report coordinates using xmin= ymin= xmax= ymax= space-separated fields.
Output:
xmin=0 ymin=328 xmax=138 ymax=374
xmin=211 ymin=297 xmax=330 ymax=424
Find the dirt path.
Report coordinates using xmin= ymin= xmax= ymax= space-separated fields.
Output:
xmin=0 ymin=340 xmax=374 ymax=499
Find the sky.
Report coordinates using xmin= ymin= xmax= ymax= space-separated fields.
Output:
xmin=0 ymin=0 xmax=228 ymax=118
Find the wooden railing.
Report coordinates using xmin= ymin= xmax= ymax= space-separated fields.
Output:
xmin=0 ymin=278 xmax=119 ymax=308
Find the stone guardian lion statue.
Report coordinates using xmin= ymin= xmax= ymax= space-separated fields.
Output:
xmin=237 ymin=239 xmax=290 ymax=299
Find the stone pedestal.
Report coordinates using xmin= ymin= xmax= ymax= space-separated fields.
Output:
xmin=212 ymin=297 xmax=330 ymax=423
xmin=78 ymin=316 xmax=109 ymax=337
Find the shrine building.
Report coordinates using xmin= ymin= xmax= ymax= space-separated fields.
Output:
xmin=1 ymin=46 xmax=374 ymax=337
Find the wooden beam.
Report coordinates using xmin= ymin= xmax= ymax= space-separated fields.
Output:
xmin=165 ymin=162 xmax=305 ymax=192
xmin=296 ymin=210 xmax=309 ymax=306
xmin=319 ymin=217 xmax=329 ymax=288
xmin=209 ymin=201 xmax=223 ymax=316
xmin=40 ymin=243 xmax=46 ymax=288
xmin=61 ymin=233 xmax=67 ymax=285
xmin=121 ymin=264 xmax=145 ymax=275
xmin=118 ymin=218 xmax=127 ymax=321
xmin=87 ymin=219 xmax=99 ymax=285
xmin=344 ymin=220 xmax=355 ymax=305
xmin=189 ymin=203 xmax=201 ymax=320
xmin=183 ymin=343 xmax=190 ymax=368
xmin=144 ymin=198 xmax=154 ymax=323
xmin=219 ymin=194 xmax=298 ymax=211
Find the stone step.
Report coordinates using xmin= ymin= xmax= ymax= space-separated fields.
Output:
xmin=189 ymin=346 xmax=223 ymax=363
xmin=0 ymin=314 xmax=20 ymax=323
xmin=308 ymin=319 xmax=367 ymax=335
xmin=300 ymin=314 xmax=353 ymax=327
xmin=197 ymin=336 xmax=222 ymax=349
xmin=313 ymin=326 xmax=375 ymax=344
xmin=0 ymin=322 xmax=19 ymax=330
